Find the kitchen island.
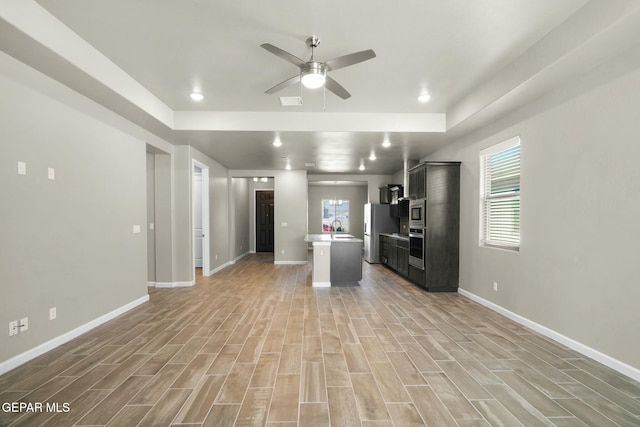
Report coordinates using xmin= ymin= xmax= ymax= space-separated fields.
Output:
xmin=304 ymin=234 xmax=363 ymax=287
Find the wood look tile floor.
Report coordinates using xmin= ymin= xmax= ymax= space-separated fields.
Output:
xmin=2 ymin=254 xmax=640 ymax=426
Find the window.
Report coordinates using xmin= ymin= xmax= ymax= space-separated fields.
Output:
xmin=480 ymin=136 xmax=521 ymax=250
xmin=322 ymin=199 xmax=350 ymax=233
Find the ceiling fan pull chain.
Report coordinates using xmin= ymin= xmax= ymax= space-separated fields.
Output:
xmin=323 ymin=85 xmax=326 ymax=112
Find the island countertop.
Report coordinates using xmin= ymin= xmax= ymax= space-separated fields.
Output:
xmin=304 ymin=234 xmax=363 ymax=243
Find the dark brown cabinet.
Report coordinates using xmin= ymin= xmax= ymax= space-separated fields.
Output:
xmin=405 ymin=162 xmax=461 ymax=292
xmin=380 ymin=234 xmax=409 ymax=278
xmin=408 ymin=165 xmax=427 ymax=200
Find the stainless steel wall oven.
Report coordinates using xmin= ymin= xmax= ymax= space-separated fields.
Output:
xmin=408 ymin=227 xmax=424 ymax=270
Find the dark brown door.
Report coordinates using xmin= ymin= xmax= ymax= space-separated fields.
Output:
xmin=256 ymin=190 xmax=274 ymax=252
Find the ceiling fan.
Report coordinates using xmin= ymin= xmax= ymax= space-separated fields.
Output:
xmin=261 ymin=35 xmax=376 ymax=100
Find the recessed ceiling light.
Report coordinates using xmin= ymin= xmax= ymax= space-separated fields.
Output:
xmin=273 ymin=138 xmax=282 ymax=147
xmin=418 ymin=93 xmax=431 ymax=103
xmin=382 ymin=140 xmax=391 ymax=148
xmin=253 ymin=177 xmax=258 ymax=182
xmin=369 ymin=153 xmax=376 ymax=161
xmin=190 ymin=92 xmax=204 ymax=101
xmin=285 ymin=163 xmax=291 ymax=170
xmin=359 ymin=164 xmax=365 ymax=171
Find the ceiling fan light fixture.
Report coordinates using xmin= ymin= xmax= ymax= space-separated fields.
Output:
xmin=301 ymin=62 xmax=326 ymax=89
xmin=301 ymin=71 xmax=325 ymax=89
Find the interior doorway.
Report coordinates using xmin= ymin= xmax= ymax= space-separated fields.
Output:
xmin=256 ymin=190 xmax=274 ymax=253
xmin=192 ymin=160 xmax=210 ymax=277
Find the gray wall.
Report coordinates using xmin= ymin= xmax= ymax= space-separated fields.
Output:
xmin=426 ymin=45 xmax=640 ymax=370
xmin=146 ymin=153 xmax=156 ymax=283
xmin=231 ymin=170 xmax=308 ymax=263
xmin=153 ymin=153 xmax=173 ymax=284
xmin=307 ymin=184 xmax=368 ymax=240
xmin=308 ymin=174 xmax=392 ymax=204
xmin=231 ymin=178 xmax=250 ymax=258
xmin=191 ymin=147 xmax=231 ymax=275
xmin=0 ymin=54 xmax=148 ymax=363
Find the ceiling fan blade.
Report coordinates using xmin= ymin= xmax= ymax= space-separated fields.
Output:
xmin=265 ymin=75 xmax=301 ymax=94
xmin=325 ymin=49 xmax=376 ymax=71
xmin=325 ymin=76 xmax=351 ymax=99
xmin=261 ymin=43 xmax=307 ymax=68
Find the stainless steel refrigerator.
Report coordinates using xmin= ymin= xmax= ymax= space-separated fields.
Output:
xmin=363 ymin=203 xmax=399 ymax=263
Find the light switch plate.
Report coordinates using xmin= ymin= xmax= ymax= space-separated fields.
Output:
xmin=19 ymin=317 xmax=28 ymax=332
xmin=149 ymin=223 xmax=154 ymax=230
xmin=18 ymin=161 xmax=26 ymax=175
xmin=281 ymin=222 xmax=288 ymax=227
xmin=133 ymin=225 xmax=141 ymax=234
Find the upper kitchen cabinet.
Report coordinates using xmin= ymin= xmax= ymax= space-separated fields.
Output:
xmin=379 ymin=184 xmax=402 ymax=204
xmin=408 ymin=164 xmax=427 ymax=199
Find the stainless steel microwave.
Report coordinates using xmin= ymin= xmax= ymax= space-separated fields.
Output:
xmin=409 ymin=199 xmax=426 ymax=228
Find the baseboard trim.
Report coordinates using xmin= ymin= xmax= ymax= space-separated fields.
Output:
xmin=312 ymin=281 xmax=331 ymax=287
xmin=0 ymin=294 xmax=150 ymax=376
xmin=274 ymin=261 xmax=308 ymax=265
xmin=234 ymin=251 xmax=250 ymax=262
xmin=154 ymin=280 xmax=195 ymax=288
xmin=208 ymin=261 xmax=232 ymax=276
xmin=457 ymin=288 xmax=640 ymax=382
xmin=147 ymin=281 xmax=155 ymax=287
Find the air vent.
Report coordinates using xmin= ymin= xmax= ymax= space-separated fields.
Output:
xmin=305 ymin=162 xmax=316 ymax=167
xmin=279 ymin=96 xmax=303 ymax=107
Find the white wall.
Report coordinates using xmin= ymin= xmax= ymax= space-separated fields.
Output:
xmin=426 ymin=45 xmax=640 ymax=373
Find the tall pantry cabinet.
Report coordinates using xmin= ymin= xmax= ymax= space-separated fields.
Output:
xmin=407 ymin=162 xmax=461 ymax=292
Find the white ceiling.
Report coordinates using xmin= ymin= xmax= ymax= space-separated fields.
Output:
xmin=5 ymin=0 xmax=636 ymax=174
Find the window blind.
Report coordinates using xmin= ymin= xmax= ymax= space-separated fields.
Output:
xmin=480 ymin=139 xmax=520 ymax=249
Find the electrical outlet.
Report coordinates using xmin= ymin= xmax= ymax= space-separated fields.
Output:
xmin=19 ymin=317 xmax=28 ymax=332
xmin=493 ymin=282 xmax=498 ymax=291
xmin=50 ymin=307 xmax=57 ymax=320
xmin=9 ymin=321 xmax=18 ymax=336
xmin=281 ymin=249 xmax=285 ymax=255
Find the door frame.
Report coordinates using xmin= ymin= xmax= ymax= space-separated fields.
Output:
xmin=192 ymin=159 xmax=210 ymax=277
xmin=253 ymin=187 xmax=274 ymax=253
